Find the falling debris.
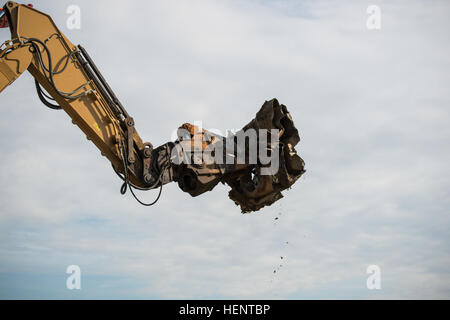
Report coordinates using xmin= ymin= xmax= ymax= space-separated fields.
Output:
xmin=270 ymin=206 xmax=290 ymax=280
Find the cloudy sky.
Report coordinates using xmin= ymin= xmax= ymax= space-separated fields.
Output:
xmin=0 ymin=0 xmax=449 ymax=299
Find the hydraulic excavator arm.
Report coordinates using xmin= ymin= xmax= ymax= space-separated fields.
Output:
xmin=0 ymin=2 xmax=305 ymax=213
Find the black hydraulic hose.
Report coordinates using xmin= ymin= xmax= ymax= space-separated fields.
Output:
xmin=78 ymin=45 xmax=129 ymax=119
xmin=118 ymin=140 xmax=163 ymax=206
xmin=74 ymin=50 xmax=123 ymax=119
xmin=26 ymin=38 xmax=87 ymax=100
xmin=34 ymin=79 xmax=61 ymax=110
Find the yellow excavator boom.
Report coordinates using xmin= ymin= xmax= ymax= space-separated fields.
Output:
xmin=0 ymin=1 xmax=305 ymax=213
